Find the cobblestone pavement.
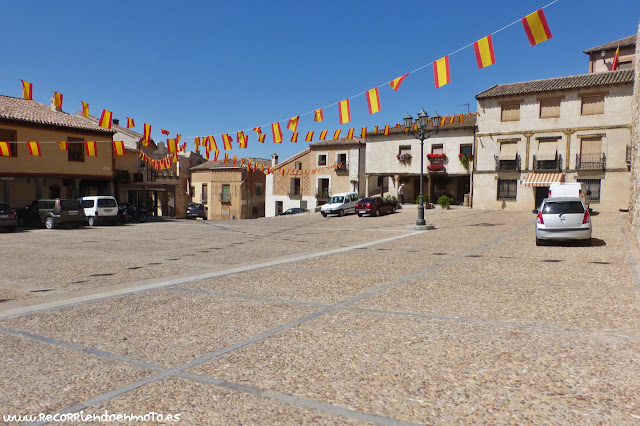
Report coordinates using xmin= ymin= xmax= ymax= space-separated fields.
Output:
xmin=1 ymin=208 xmax=640 ymax=425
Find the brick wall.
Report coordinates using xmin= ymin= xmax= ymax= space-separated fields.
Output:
xmin=630 ymin=20 xmax=640 ymax=237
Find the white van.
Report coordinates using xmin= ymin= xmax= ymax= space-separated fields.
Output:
xmin=79 ymin=196 xmax=119 ymax=226
xmin=321 ymin=192 xmax=359 ymax=217
xmin=548 ymin=183 xmax=589 ymax=207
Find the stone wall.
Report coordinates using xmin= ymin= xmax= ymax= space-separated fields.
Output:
xmin=630 ymin=21 xmax=640 ymax=236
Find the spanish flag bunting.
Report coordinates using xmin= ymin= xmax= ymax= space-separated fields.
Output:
xmin=361 ymin=127 xmax=367 ymax=138
xmin=224 ymin=152 xmax=229 ymax=164
xmin=253 ymin=126 xmax=262 ymax=134
xmin=314 ymin=108 xmax=324 ymax=122
xmin=0 ymin=142 xmax=11 ymax=157
xmin=258 ymin=134 xmax=266 ymax=143
xmin=27 ymin=141 xmax=41 ymax=156
xmin=253 ymin=163 xmax=257 ymax=172
xmin=440 ymin=116 xmax=447 ymax=126
xmin=260 ymin=163 xmax=264 ymax=172
xmin=113 ymin=141 xmax=125 ymax=156
xmin=271 ymin=122 xmax=283 ymax=144
xmin=209 ymin=135 xmax=219 ymax=151
xmin=143 ymin=123 xmax=151 ymax=146
xmin=53 ymin=92 xmax=63 ymax=110
xmin=383 ymin=125 xmax=390 ymax=136
xmin=281 ymin=168 xmax=286 ymax=177
xmin=347 ymin=128 xmax=354 ymax=139
xmin=233 ymin=156 xmax=237 ymax=167
xmin=319 ymin=130 xmax=328 ymax=140
xmin=167 ymin=138 xmax=177 ymax=153
xmin=366 ymin=88 xmax=381 ymax=114
xmin=522 ymin=9 xmax=552 ymax=46
xmin=459 ymin=114 xmax=464 ymax=123
xmin=205 ymin=149 xmax=209 ymax=160
xmin=58 ymin=141 xmax=68 ymax=150
xmin=81 ymin=102 xmax=90 ymax=118
xmin=85 ymin=141 xmax=97 ymax=157
xmin=241 ymin=158 xmax=245 ymax=167
xmin=389 ymin=73 xmax=409 ymax=91
xmin=374 ymin=126 xmax=378 ymax=133
xmin=333 ymin=129 xmax=341 ymax=139
xmin=126 ymin=117 xmax=135 ymax=128
xmin=290 ymin=132 xmax=298 ymax=143
xmin=473 ymin=35 xmax=496 ymax=69
xmin=612 ymin=46 xmax=620 ymax=71
xmin=413 ymin=122 xmax=418 ymax=131
xmin=287 ymin=116 xmax=300 ymax=133
xmin=161 ymin=129 xmax=170 ymax=135
xmin=237 ymin=131 xmax=247 ymax=148
xmin=396 ymin=123 xmax=401 ymax=128
xmin=194 ymin=136 xmax=200 ymax=151
xmin=176 ymin=134 xmax=181 ymax=145
xmin=99 ymin=110 xmax=113 ymax=129
xmin=213 ymin=150 xmax=219 ymax=162
xmin=21 ymin=80 xmax=33 ymax=100
xmin=433 ymin=56 xmax=451 ymax=88
xmin=338 ymin=99 xmax=351 ymax=124
xmin=449 ymin=115 xmax=455 ymax=124
xmin=222 ymin=134 xmax=233 ymax=150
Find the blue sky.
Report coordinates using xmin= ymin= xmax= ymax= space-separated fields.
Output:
xmin=0 ymin=0 xmax=638 ymax=161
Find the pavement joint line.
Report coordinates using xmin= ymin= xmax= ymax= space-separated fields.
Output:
xmin=0 ymin=231 xmax=422 ymax=320
xmin=618 ymin=212 xmax=640 ymax=298
xmin=169 ymin=287 xmax=335 ymax=308
xmin=176 ymin=371 xmax=423 ymax=426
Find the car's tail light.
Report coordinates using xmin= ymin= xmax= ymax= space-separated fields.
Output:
xmin=583 ymin=210 xmax=590 ymax=224
xmin=537 ymin=211 xmax=544 ymax=224
xmin=548 ymin=190 xmax=552 ymax=197
xmin=95 ymin=211 xmax=99 ymax=216
xmin=12 ymin=211 xmax=16 ymax=218
xmin=579 ymin=189 xmax=583 ymax=198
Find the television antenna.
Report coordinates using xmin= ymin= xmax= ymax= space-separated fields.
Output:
xmin=457 ymin=103 xmax=470 ymax=113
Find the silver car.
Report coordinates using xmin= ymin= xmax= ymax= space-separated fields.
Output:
xmin=533 ymin=197 xmax=592 ymax=246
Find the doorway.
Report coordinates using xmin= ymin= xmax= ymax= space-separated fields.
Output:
xmin=534 ymin=186 xmax=548 ymax=209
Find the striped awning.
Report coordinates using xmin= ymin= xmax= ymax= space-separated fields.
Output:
xmin=524 ymin=172 xmax=564 ymax=187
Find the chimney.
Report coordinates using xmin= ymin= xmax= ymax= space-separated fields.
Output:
xmin=112 ymin=118 xmax=120 ymax=126
xmin=271 ymin=153 xmax=279 ymax=167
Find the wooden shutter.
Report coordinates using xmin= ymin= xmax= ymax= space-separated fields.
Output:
xmin=501 ymin=104 xmax=520 ymax=121
xmin=499 ymin=142 xmax=518 ymax=160
xmin=581 ymin=95 xmax=604 ymax=115
xmin=540 ymin=99 xmax=560 ymax=118
xmin=580 ymin=137 xmax=602 ymax=155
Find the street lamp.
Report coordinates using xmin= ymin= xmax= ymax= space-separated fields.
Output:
xmin=404 ymin=108 xmax=441 ymax=227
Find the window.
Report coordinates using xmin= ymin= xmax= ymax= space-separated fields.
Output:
xmin=317 ymin=154 xmax=327 ymax=166
xmin=460 ymin=144 xmax=472 ymax=156
xmin=581 ymin=95 xmax=604 ymax=115
xmin=431 ymin=144 xmax=443 ymax=154
xmin=300 ymin=200 xmax=307 ymax=210
xmin=317 ymin=178 xmax=330 ymax=196
xmin=540 ymin=99 xmax=560 ymax=118
xmin=399 ymin=145 xmax=411 ymax=156
xmin=295 ymin=161 xmax=302 ymax=170
xmin=0 ymin=129 xmax=17 ymax=157
xmin=290 ymin=178 xmax=301 ymax=196
xmin=221 ymin=184 xmax=230 ymax=202
xmin=577 ymin=179 xmax=601 ymax=203
xmin=202 ymin=184 xmax=208 ymax=203
xmin=68 ymin=138 xmax=85 ymax=162
xmin=497 ymin=179 xmax=517 ymax=201
xmin=580 ymin=136 xmax=602 ymax=155
xmin=618 ymin=61 xmax=633 ymax=70
xmin=337 ymin=153 xmax=347 ymax=166
xmin=255 ymin=183 xmax=263 ymax=196
xmin=501 ymin=104 xmax=520 ymax=121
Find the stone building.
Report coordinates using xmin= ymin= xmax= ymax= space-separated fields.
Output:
xmin=628 ymin=23 xmax=640 ymax=238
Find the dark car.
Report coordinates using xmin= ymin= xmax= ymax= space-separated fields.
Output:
xmin=0 ymin=203 xmax=18 ymax=231
xmin=355 ymin=197 xmax=396 ymax=217
xmin=277 ymin=207 xmax=308 ymax=216
xmin=186 ymin=203 xmax=207 ymax=220
xmin=20 ymin=199 xmax=87 ymax=229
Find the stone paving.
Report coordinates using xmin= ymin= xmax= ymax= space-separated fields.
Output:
xmin=1 ymin=207 xmax=640 ymax=424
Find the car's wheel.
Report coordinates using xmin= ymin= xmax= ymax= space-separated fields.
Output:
xmin=339 ymin=209 xmax=344 ymax=217
xmin=45 ymin=217 xmax=55 ymax=230
xmin=322 ymin=213 xmax=327 ymax=217
xmin=536 ymin=237 xmax=543 ymax=246
xmin=392 ymin=206 xmax=397 ymax=213
xmin=203 ymin=216 xmax=207 ymax=220
xmin=358 ymin=213 xmax=363 ymax=217
xmin=88 ymin=216 xmax=96 ymax=226
xmin=17 ymin=217 xmax=24 ymax=227
xmin=374 ymin=209 xmax=380 ymax=217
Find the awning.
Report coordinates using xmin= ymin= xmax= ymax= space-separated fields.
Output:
xmin=524 ymin=172 xmax=564 ymax=187
xmin=499 ymin=142 xmax=518 ymax=160
xmin=537 ymin=141 xmax=558 ymax=161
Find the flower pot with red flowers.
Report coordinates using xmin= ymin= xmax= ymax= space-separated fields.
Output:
xmin=427 ymin=164 xmax=445 ymax=172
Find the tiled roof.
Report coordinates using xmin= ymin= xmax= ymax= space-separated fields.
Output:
xmin=309 ymin=137 xmax=364 ymax=147
xmin=0 ymin=95 xmax=115 ymax=134
xmin=273 ymin=148 xmax=311 ymax=168
xmin=190 ymin=157 xmax=271 ymax=171
xmin=475 ymin=70 xmax=634 ymax=99
xmin=366 ymin=114 xmax=477 ymax=136
xmin=583 ymin=35 xmax=637 ymax=54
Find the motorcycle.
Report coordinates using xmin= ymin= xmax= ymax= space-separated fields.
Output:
xmin=118 ymin=203 xmax=148 ymax=224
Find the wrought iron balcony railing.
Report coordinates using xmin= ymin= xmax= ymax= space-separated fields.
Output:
xmin=532 ymin=154 xmax=562 ymax=171
xmin=495 ymin=154 xmax=521 ymax=171
xmin=575 ymin=153 xmax=606 ymax=170
xmin=626 ymin=145 xmax=632 ymax=164
xmin=334 ymin=162 xmax=348 ymax=172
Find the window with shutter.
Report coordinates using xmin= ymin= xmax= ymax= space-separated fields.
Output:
xmin=221 ymin=184 xmax=230 ymax=202
xmin=501 ymin=104 xmax=520 ymax=121
xmin=68 ymin=137 xmax=85 ymax=162
xmin=581 ymin=95 xmax=604 ymax=115
xmin=580 ymin=137 xmax=602 ymax=155
xmin=539 ymin=99 xmax=560 ymax=118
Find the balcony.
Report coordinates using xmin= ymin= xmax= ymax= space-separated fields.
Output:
xmin=576 ymin=153 xmax=606 ymax=170
xmin=532 ymin=154 xmax=562 ymax=171
xmin=495 ymin=154 xmax=521 ymax=171
xmin=427 ymin=164 xmax=446 ymax=173
xmin=289 ymin=189 xmax=302 ymax=199
xmin=627 ymin=145 xmax=632 ymax=165
xmin=334 ymin=162 xmax=348 ymax=173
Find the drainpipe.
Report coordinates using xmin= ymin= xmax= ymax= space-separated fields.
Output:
xmin=470 ymin=127 xmax=476 ymax=208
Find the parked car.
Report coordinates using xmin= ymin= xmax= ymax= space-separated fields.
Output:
xmin=79 ymin=196 xmax=119 ymax=226
xmin=20 ymin=199 xmax=87 ymax=229
xmin=0 ymin=203 xmax=18 ymax=232
xmin=355 ymin=197 xmax=397 ymax=217
xmin=277 ymin=207 xmax=308 ymax=216
xmin=533 ymin=197 xmax=592 ymax=246
xmin=321 ymin=192 xmax=359 ymax=217
xmin=186 ymin=203 xmax=208 ymax=220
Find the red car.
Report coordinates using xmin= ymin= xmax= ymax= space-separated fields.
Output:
xmin=355 ymin=197 xmax=396 ymax=217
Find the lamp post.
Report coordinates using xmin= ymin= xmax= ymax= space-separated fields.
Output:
xmin=404 ymin=108 xmax=441 ymax=227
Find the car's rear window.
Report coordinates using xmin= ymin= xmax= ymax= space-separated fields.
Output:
xmin=0 ymin=203 xmax=9 ymax=209
xmin=60 ymin=200 xmax=82 ymax=211
xmin=80 ymin=200 xmax=94 ymax=208
xmin=97 ymin=198 xmax=117 ymax=207
xmin=359 ymin=198 xmax=373 ymax=203
xmin=543 ymin=201 xmax=584 ymax=215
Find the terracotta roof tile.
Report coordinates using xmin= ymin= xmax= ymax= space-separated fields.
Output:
xmin=475 ymin=70 xmax=634 ymax=99
xmin=583 ymin=35 xmax=637 ymax=54
xmin=366 ymin=114 xmax=477 ymax=136
xmin=309 ymin=137 xmax=364 ymax=148
xmin=190 ymin=157 xmax=271 ymax=171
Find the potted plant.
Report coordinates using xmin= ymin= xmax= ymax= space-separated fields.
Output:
xmin=396 ymin=153 xmax=412 ymax=164
xmin=426 ymin=153 xmax=447 ymax=160
xmin=415 ymin=194 xmax=431 ymax=207
xmin=458 ymin=153 xmax=474 ymax=171
xmin=427 ymin=164 xmax=445 ymax=172
xmin=437 ymin=195 xmax=454 ymax=209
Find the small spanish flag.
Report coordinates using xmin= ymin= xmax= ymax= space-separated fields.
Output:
xmin=82 ymin=102 xmax=89 ymax=117
xmin=113 ymin=141 xmax=125 ymax=156
xmin=238 ymin=131 xmax=248 ymax=148
xmin=253 ymin=126 xmax=262 ymax=134
xmin=209 ymin=136 xmax=219 ymax=151
xmin=366 ymin=88 xmax=381 ymax=114
xmin=611 ymin=46 xmax=620 ymax=71
xmin=205 ymin=149 xmax=209 ymax=160
xmin=126 ymin=117 xmax=135 ymax=128
xmin=271 ymin=123 xmax=283 ymax=144
xmin=290 ymin=132 xmax=298 ymax=143
xmin=222 ymin=134 xmax=233 ymax=150
xmin=161 ymin=129 xmax=170 ymax=135
xmin=27 ymin=141 xmax=41 ymax=156
xmin=383 ymin=125 xmax=390 ymax=136
xmin=194 ymin=137 xmax=200 ymax=151
xmin=373 ymin=126 xmax=378 ymax=134
xmin=233 ymin=156 xmax=237 ymax=167
xmin=21 ymin=80 xmax=33 ymax=100
xmin=319 ymin=130 xmax=328 ymax=140
xmin=473 ymin=35 xmax=496 ymax=69
xmin=338 ymin=99 xmax=351 ymax=125
xmin=213 ymin=150 xmax=219 ymax=162
xmin=334 ymin=129 xmax=341 ymax=139
xmin=449 ymin=115 xmax=455 ymax=124
xmin=459 ymin=114 xmax=464 ymax=123
xmin=258 ymin=134 xmax=266 ymax=143
xmin=167 ymin=138 xmax=177 ymax=153
xmin=287 ymin=116 xmax=300 ymax=133
xmin=58 ymin=141 xmax=68 ymax=150
xmin=314 ymin=108 xmax=324 ymax=122
xmin=440 ymin=116 xmax=447 ymax=126
xmin=99 ymin=110 xmax=113 ymax=129
xmin=522 ymin=9 xmax=552 ymax=46
xmin=347 ymin=128 xmax=354 ymax=139
xmin=305 ymin=131 xmax=314 ymax=142
xmin=433 ymin=56 xmax=451 ymax=88
xmin=389 ymin=74 xmax=409 ymax=91
xmin=142 ymin=123 xmax=151 ymax=146
xmin=361 ymin=127 xmax=367 ymax=138
xmin=0 ymin=142 xmax=11 ymax=157
xmin=224 ymin=152 xmax=229 ymax=164
xmin=85 ymin=141 xmax=97 ymax=157
xmin=53 ymin=92 xmax=63 ymax=110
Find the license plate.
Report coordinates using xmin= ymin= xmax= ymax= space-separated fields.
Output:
xmin=0 ymin=214 xmax=9 ymax=219
xmin=103 ymin=209 xmax=113 ymax=213
xmin=358 ymin=210 xmax=367 ymax=214
xmin=68 ymin=211 xmax=78 ymax=216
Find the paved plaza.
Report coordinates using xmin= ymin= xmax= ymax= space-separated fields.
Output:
xmin=1 ymin=207 xmax=640 ymax=424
